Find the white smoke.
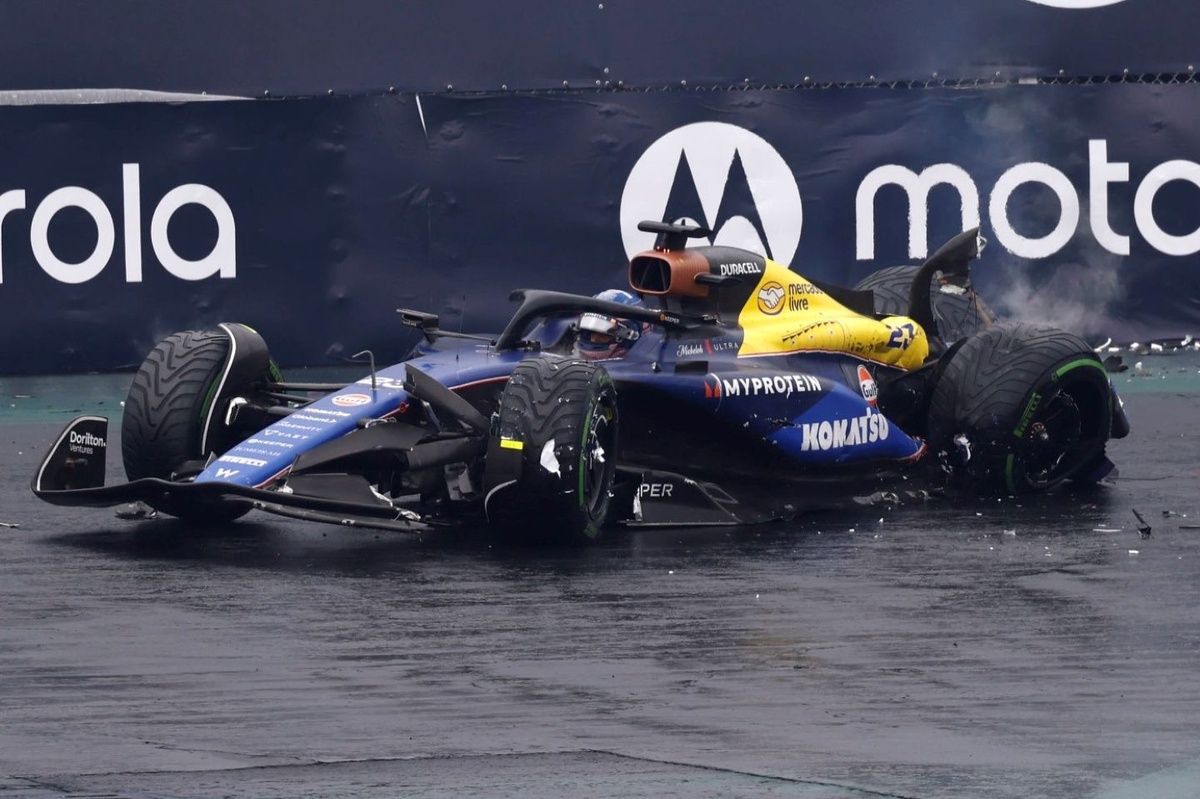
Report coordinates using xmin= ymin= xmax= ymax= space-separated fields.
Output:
xmin=988 ymin=250 xmax=1123 ymax=342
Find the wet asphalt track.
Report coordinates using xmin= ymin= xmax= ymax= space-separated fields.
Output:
xmin=1 ymin=357 xmax=1200 ymax=799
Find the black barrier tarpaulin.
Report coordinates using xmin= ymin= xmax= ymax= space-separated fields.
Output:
xmin=3 ymin=83 xmax=1200 ymax=375
xmin=418 ymin=85 xmax=1200 ymax=347
xmin=0 ymin=0 xmax=1196 ymax=97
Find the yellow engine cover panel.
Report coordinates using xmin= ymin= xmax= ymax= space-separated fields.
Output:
xmin=737 ymin=260 xmax=929 ymax=370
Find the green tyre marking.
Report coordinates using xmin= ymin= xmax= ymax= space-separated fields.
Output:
xmin=578 ymin=400 xmax=593 ymax=507
xmin=1014 ymin=391 xmax=1043 ymax=438
xmin=1007 ymin=357 xmax=1105 ymax=494
xmin=577 ymin=371 xmax=613 ymax=541
xmin=1054 ymin=358 xmax=1104 ymax=380
xmin=577 ymin=394 xmax=600 ymax=540
xmin=200 ymin=377 xmax=222 ymax=427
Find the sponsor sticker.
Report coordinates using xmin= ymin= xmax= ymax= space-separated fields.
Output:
xmin=293 ymin=407 xmax=351 ymax=419
xmin=356 ymin=375 xmax=408 ymax=390
xmin=786 ymin=281 xmax=820 ymax=312
xmin=275 ymin=418 xmax=319 ymax=428
xmin=235 ymin=446 xmax=284 ymax=457
xmin=68 ymin=430 xmax=107 ymax=455
xmin=289 ymin=413 xmax=336 ymax=425
xmin=800 ymin=409 xmax=890 ymax=451
xmin=704 ymin=372 xmax=823 ymax=399
xmin=637 ymin=482 xmax=675 ymax=498
xmin=717 ymin=261 xmax=763 ymax=277
xmin=262 ymin=428 xmax=310 ymax=439
xmin=857 ymin=365 xmax=878 ymax=406
xmin=676 ymin=339 xmax=739 ymax=358
xmin=331 ymin=394 xmax=372 ymax=408
xmin=757 ymin=281 xmax=786 ymax=315
xmin=218 ymin=454 xmax=269 ymax=467
xmin=247 ymin=437 xmax=296 ymax=449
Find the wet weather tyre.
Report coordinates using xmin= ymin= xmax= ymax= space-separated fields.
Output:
xmin=927 ymin=322 xmax=1113 ymax=496
xmin=122 ymin=329 xmax=251 ymax=522
xmin=485 ymin=357 xmax=618 ymax=544
xmin=855 ymin=264 xmax=994 ymax=344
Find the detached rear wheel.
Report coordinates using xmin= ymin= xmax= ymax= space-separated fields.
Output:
xmin=122 ymin=325 xmax=274 ymax=522
xmin=485 ymin=357 xmax=618 ymax=544
xmin=927 ymin=322 xmax=1113 ymax=495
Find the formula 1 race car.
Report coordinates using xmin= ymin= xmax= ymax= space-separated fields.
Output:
xmin=33 ymin=221 xmax=1129 ymax=542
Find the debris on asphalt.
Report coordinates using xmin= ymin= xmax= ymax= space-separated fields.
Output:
xmin=0 ymin=521 xmax=19 ymax=528
xmin=115 ymin=502 xmax=158 ymax=521
xmin=852 ymin=490 xmax=899 ymax=506
xmin=1132 ymin=508 xmax=1152 ymax=538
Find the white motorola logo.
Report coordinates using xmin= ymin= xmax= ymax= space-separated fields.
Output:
xmin=620 ymin=122 xmax=803 ymax=264
xmin=1025 ymin=0 xmax=1127 ymax=7
xmin=0 ymin=163 xmax=235 ymax=285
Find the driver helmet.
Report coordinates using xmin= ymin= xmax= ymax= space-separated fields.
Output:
xmin=576 ymin=289 xmax=645 ymax=360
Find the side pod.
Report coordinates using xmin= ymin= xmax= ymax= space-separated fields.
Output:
xmin=32 ymin=416 xmax=110 ymax=493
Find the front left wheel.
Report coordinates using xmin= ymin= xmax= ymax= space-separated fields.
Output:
xmin=484 ymin=357 xmax=618 ymax=544
xmin=122 ymin=324 xmax=276 ymax=522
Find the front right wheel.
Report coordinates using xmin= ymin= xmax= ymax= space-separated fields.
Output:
xmin=926 ymin=322 xmax=1113 ymax=496
xmin=484 ymin=357 xmax=618 ymax=544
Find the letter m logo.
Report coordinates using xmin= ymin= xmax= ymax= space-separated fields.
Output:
xmin=855 ymin=164 xmax=980 ymax=260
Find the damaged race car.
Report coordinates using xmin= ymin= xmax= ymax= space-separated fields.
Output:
xmin=33 ymin=221 xmax=1129 ymax=542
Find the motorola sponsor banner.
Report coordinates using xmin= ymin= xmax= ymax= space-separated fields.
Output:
xmin=0 ymin=96 xmax=433 ymax=374
xmin=421 ymin=85 xmax=1200 ymax=347
xmin=0 ymin=0 xmax=1195 ymax=97
xmin=5 ymin=82 xmax=1200 ymax=375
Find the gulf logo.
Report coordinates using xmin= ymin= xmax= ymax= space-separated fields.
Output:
xmin=857 ymin=365 xmax=878 ymax=406
xmin=332 ymin=393 xmax=373 ymax=407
